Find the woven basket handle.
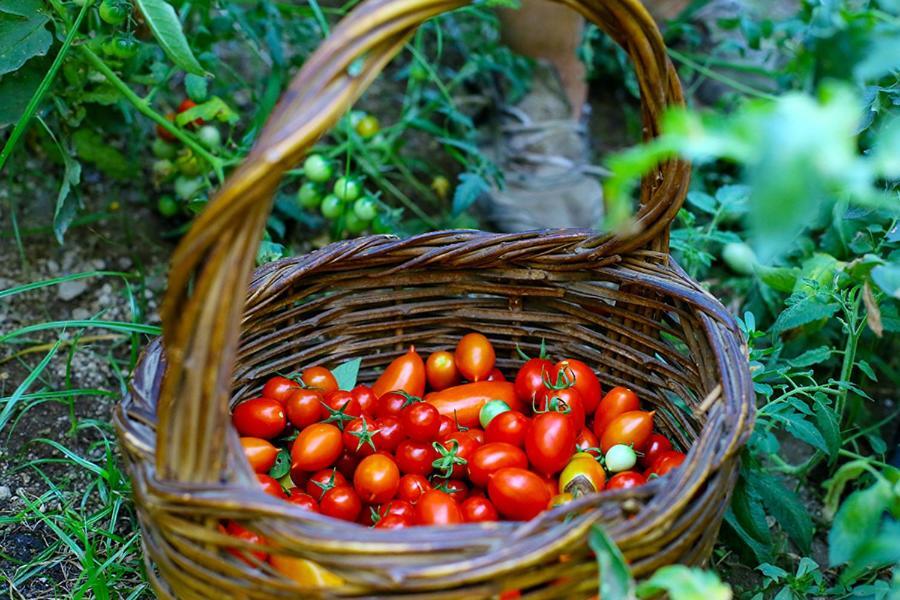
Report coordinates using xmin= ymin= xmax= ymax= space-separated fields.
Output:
xmin=155 ymin=0 xmax=688 ymax=482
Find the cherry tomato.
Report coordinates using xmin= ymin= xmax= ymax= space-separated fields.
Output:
xmin=537 ymin=386 xmax=585 ymax=431
xmin=305 ymin=468 xmax=348 ymax=500
xmin=262 ymin=376 xmax=298 ymax=405
xmin=424 ymin=381 xmax=519 ymax=429
xmin=257 ymin=473 xmax=287 ymax=499
xmin=436 ymin=415 xmax=459 ymax=441
xmin=232 ymin=398 xmax=286 ymax=439
xmin=426 ymin=351 xmax=460 ymax=391
xmin=301 ymin=366 xmax=339 ymax=396
xmin=320 ymin=194 xmax=342 ymax=219
xmin=334 ymin=449 xmax=360 ymax=480
xmin=375 ymin=513 xmax=411 ymax=529
xmin=351 ymin=385 xmax=377 ymax=417
xmin=303 ymin=154 xmax=333 ymax=183
xmin=593 ymin=387 xmax=640 ymax=438
xmin=240 ymin=437 xmax=279 ymax=473
xmin=414 ymin=490 xmax=463 ymax=526
xmin=650 ymin=451 xmax=686 ymax=477
xmin=342 ymin=417 xmax=379 ymax=457
xmin=372 ymin=346 xmax=425 ymax=398
xmin=435 ymin=431 xmax=481 ymax=479
xmin=467 ymin=428 xmax=485 ymax=444
xmin=599 ymin=410 xmax=655 ymax=453
xmin=439 ymin=479 xmax=470 ymax=502
xmin=559 ymin=456 xmax=606 ymax=496
xmin=375 ymin=391 xmax=412 ymax=420
xmin=485 ymin=368 xmax=506 ymax=381
xmin=525 ymin=411 xmax=577 ymax=476
xmin=322 ymin=390 xmax=361 ymax=428
xmin=378 ymin=499 xmax=415 ymax=522
xmin=455 ymin=333 xmax=496 ymax=382
xmin=605 ymin=471 xmax=647 ymax=490
xmin=514 ymin=357 xmax=554 ymax=404
xmin=484 ymin=411 xmax=530 ymax=448
xmin=488 ymin=468 xmax=550 ymax=521
xmin=373 ymin=416 xmax=406 ymax=452
xmin=396 ymin=474 xmax=431 ymax=503
xmin=285 ymin=388 xmax=325 ymax=429
xmin=333 ymin=177 xmax=362 ymax=202
xmin=354 ymin=454 xmax=400 ymax=504
xmin=291 ymin=423 xmax=342 ymax=471
xmin=400 ymin=402 xmax=440 ymax=442
xmin=461 ymin=496 xmax=499 ymax=523
xmin=222 ymin=521 xmax=267 ymax=566
xmin=287 ymin=490 xmax=319 ymax=512
xmin=395 ymin=440 xmax=437 ymax=476
xmin=575 ymin=428 xmax=601 ymax=457
xmin=99 ymin=0 xmax=130 ymax=26
xmin=605 ymin=444 xmax=638 ymax=472
xmin=553 ymin=359 xmax=602 ymax=414
xmin=355 ymin=114 xmax=380 ymax=138
xmin=269 ymin=555 xmax=343 ymax=586
xmin=319 ymin=486 xmax=362 ymax=522
xmin=467 ymin=442 xmax=528 ymax=487
xmin=642 ymin=433 xmax=673 ymax=468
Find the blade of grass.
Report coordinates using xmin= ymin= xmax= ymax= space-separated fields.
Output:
xmin=0 ymin=321 xmax=161 ymax=344
xmin=0 ymin=271 xmax=131 ymax=299
xmin=0 ymin=340 xmax=62 ymax=431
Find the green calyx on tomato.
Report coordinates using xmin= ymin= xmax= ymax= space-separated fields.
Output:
xmin=347 ymin=416 xmax=380 ymax=453
xmin=303 ymin=154 xmax=333 ymax=183
xmin=320 ymin=399 xmax=357 ymax=431
xmin=479 ymin=399 xmax=511 ymax=429
xmin=431 ymin=440 xmax=467 ymax=479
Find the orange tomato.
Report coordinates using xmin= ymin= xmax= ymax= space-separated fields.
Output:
xmin=372 ymin=346 xmax=425 ymax=398
xmin=455 ymin=333 xmax=495 ymax=382
xmin=291 ymin=423 xmax=343 ymax=471
xmin=599 ymin=410 xmax=655 ymax=453
xmin=424 ymin=381 xmax=519 ymax=429
xmin=592 ymin=386 xmax=640 ymax=438
xmin=425 ymin=350 xmax=459 ymax=391
xmin=301 ymin=366 xmax=339 ymax=396
xmin=240 ymin=437 xmax=279 ymax=473
xmin=269 ymin=555 xmax=344 ymax=586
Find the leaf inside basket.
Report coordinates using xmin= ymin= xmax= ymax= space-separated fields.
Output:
xmin=332 ymin=357 xmax=362 ymax=391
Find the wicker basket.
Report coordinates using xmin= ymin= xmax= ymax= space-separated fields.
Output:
xmin=115 ymin=0 xmax=754 ymax=597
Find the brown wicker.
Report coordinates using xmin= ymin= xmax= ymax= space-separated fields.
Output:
xmin=115 ymin=0 xmax=754 ymax=597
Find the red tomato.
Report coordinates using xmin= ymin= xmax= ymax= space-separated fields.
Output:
xmin=455 ymin=333 xmax=496 ymax=382
xmin=261 ymin=375 xmax=299 ymax=405
xmin=372 ymin=346 xmax=426 ymax=398
xmin=642 ymin=433 xmax=673 ymax=468
xmin=485 ymin=368 xmax=506 ymax=381
xmin=375 ymin=513 xmax=411 ymax=529
xmin=599 ymin=411 xmax=655 ymax=453
xmin=375 ymin=391 xmax=413 ymax=420
xmin=257 ymin=473 xmax=287 ymax=499
xmin=351 ymin=385 xmax=377 ymax=417
xmin=605 ymin=471 xmax=647 ymax=490
xmin=467 ymin=428 xmax=485 ymax=444
xmin=436 ymin=415 xmax=458 ymax=440
xmin=322 ymin=390 xmax=361 ymax=427
xmin=651 ymin=451 xmax=686 ymax=476
xmin=354 ymin=454 xmax=400 ymax=504
xmin=488 ymin=468 xmax=550 ymax=520
xmin=426 ymin=351 xmax=460 ymax=391
xmin=575 ymin=428 xmax=601 ymax=457
xmin=593 ymin=387 xmax=640 ymax=438
xmin=319 ymin=486 xmax=362 ymax=521
xmin=553 ymin=359 xmax=602 ymax=414
xmin=342 ymin=417 xmax=379 ymax=457
xmin=400 ymin=402 xmax=440 ymax=442
xmin=232 ymin=398 xmax=286 ymax=439
xmin=284 ymin=388 xmax=325 ymax=430
xmin=525 ymin=412 xmax=577 ymax=476
xmin=289 ymin=462 xmax=309 ymax=488
xmin=440 ymin=479 xmax=469 ymax=502
xmin=395 ymin=440 xmax=437 ymax=476
xmin=435 ymin=431 xmax=481 ymax=479
xmin=514 ymin=357 xmax=553 ymax=404
xmin=460 ymin=496 xmax=499 ymax=522
xmin=537 ymin=386 xmax=585 ymax=431
xmin=286 ymin=490 xmax=319 ymax=511
xmin=378 ymin=499 xmax=415 ymax=522
xmin=373 ymin=416 xmax=406 ymax=452
xmin=240 ymin=437 xmax=279 ymax=473
xmin=540 ymin=474 xmax=559 ymax=499
xmin=424 ymin=381 xmax=519 ymax=429
xmin=414 ymin=490 xmax=463 ymax=526
xmin=222 ymin=521 xmax=267 ymax=565
xmin=467 ymin=442 xmax=528 ymax=487
xmin=291 ymin=423 xmax=343 ymax=471
xmin=305 ymin=468 xmax=348 ymax=500
xmin=300 ymin=366 xmax=339 ymax=396
xmin=396 ymin=474 xmax=431 ymax=503
xmin=484 ymin=411 xmax=530 ymax=447
xmin=334 ymin=449 xmax=360 ymax=480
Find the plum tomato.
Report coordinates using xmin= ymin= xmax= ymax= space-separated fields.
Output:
xmin=593 ymin=387 xmax=640 ymax=438
xmin=261 ymin=375 xmax=299 ymax=405
xmin=642 ymin=433 xmax=673 ymax=468
xmin=537 ymin=386 xmax=585 ymax=431
xmin=553 ymin=359 xmax=602 ymax=414
xmin=514 ymin=357 xmax=553 ymax=404
xmin=372 ymin=347 xmax=425 ymax=399
xmin=484 ymin=411 xmax=529 ymax=448
xmin=525 ymin=411 xmax=577 ymax=476
xmin=488 ymin=468 xmax=550 ymax=521
xmin=460 ymin=496 xmax=499 ymax=523
xmin=558 ymin=456 xmax=606 ymax=496
xmin=286 ymin=490 xmax=319 ymax=512
xmin=301 ymin=366 xmax=339 ymax=396
xmin=605 ymin=471 xmax=647 ymax=490
xmin=351 ymin=384 xmax=377 ymax=417
xmin=599 ymin=411 xmax=655 ymax=453
xmin=426 ymin=350 xmax=460 ymax=391
xmin=257 ymin=473 xmax=287 ymax=499
xmin=455 ymin=333 xmax=496 ymax=382
xmin=467 ymin=442 xmax=528 ymax=488
xmin=414 ymin=490 xmax=463 ymax=526
xmin=222 ymin=520 xmax=267 ymax=566
xmin=291 ymin=423 xmax=342 ymax=471
xmin=650 ymin=451 xmax=686 ymax=477
xmin=285 ymin=387 xmax=325 ymax=430
xmin=240 ymin=437 xmax=279 ymax=473
xmin=232 ymin=398 xmax=286 ymax=440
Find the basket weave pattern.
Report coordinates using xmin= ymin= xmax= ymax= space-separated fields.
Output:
xmin=115 ymin=0 xmax=754 ymax=597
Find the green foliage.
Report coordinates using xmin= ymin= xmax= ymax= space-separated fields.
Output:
xmin=0 ymin=0 xmax=52 ymax=76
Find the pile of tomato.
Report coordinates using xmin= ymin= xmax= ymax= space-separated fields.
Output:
xmin=229 ymin=332 xmax=686 ymax=543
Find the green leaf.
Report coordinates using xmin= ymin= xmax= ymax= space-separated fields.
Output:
xmin=0 ymin=56 xmax=43 ymax=127
xmin=754 ymin=264 xmax=799 ymax=293
xmin=780 ymin=412 xmax=829 ymax=455
xmin=52 ymin=136 xmax=81 ymax=244
xmin=332 ymin=358 xmax=361 ymax=391
xmin=757 ymin=563 xmax=789 ymax=582
xmin=588 ymin=524 xmax=634 ymax=600
xmin=829 ymin=479 xmax=894 ymax=566
xmin=268 ymin=449 xmax=290 ymax=479
xmin=787 ymin=346 xmax=831 ymax=368
xmin=750 ymin=474 xmax=813 ymax=553
xmin=174 ymin=96 xmax=237 ymax=125
xmin=133 ymin=0 xmax=204 ymax=75
xmin=0 ymin=0 xmax=52 ymax=76
xmin=686 ymin=191 xmax=717 ymax=214
xmin=871 ymin=265 xmax=900 ymax=299
xmin=71 ymin=129 xmax=133 ymax=179
xmin=636 ymin=566 xmax=732 ymax=600
xmin=184 ymin=73 xmax=208 ymax=102
xmin=856 ymin=359 xmax=877 ymax=382
xmin=452 ymin=172 xmax=488 ymax=215
xmin=772 ymin=297 xmax=839 ymax=335
xmin=813 ymin=401 xmax=840 ymax=461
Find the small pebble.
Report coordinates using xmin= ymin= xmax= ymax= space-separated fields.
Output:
xmin=57 ymin=279 xmax=88 ymax=301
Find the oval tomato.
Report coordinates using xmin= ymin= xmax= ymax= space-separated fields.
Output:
xmin=397 ymin=474 xmax=432 ymax=503
xmin=222 ymin=521 xmax=268 ymax=565
xmin=232 ymin=398 xmax=286 ymax=439
xmin=400 ymin=401 xmax=440 ymax=442
xmin=514 ymin=357 xmax=553 ymax=404
xmin=436 ymin=415 xmax=458 ymax=441
xmin=291 ymin=423 xmax=343 ymax=471
xmin=575 ymin=428 xmax=600 ymax=457
xmin=351 ymin=384 xmax=377 ymax=417
xmin=305 ymin=468 xmax=348 ymax=500
xmin=605 ymin=471 xmax=647 ymax=490
xmin=372 ymin=346 xmax=425 ymax=398
xmin=375 ymin=513 xmax=411 ymax=529
xmin=488 ymin=468 xmax=550 ymax=521
xmin=285 ymin=388 xmax=325 ymax=429
xmin=395 ymin=440 xmax=437 ymax=476
xmin=460 ymin=496 xmax=499 ymax=523
xmin=319 ymin=486 xmax=362 ymax=521
xmin=455 ymin=333 xmax=496 ymax=382
xmin=599 ymin=410 xmax=655 ymax=453
xmin=650 ymin=451 xmax=686 ymax=477
xmin=537 ymin=386 xmax=585 ymax=431
xmin=642 ymin=433 xmax=673 ymax=468
xmin=424 ymin=381 xmax=519 ymax=429
xmin=301 ymin=366 xmax=339 ymax=396
xmin=414 ymin=490 xmax=463 ymax=526
xmin=559 ymin=456 xmax=606 ymax=496
xmin=373 ymin=416 xmax=406 ymax=452
xmin=269 ymin=555 xmax=343 ymax=586
xmin=593 ymin=387 xmax=640 ymax=438
xmin=467 ymin=442 xmax=528 ymax=487
xmin=287 ymin=490 xmax=319 ymax=511
xmin=484 ymin=411 xmax=530 ymax=448
xmin=525 ymin=412 xmax=577 ymax=476
xmin=257 ymin=473 xmax=287 ymax=499
xmin=426 ymin=350 xmax=459 ymax=391
xmin=261 ymin=375 xmax=299 ymax=405
xmin=354 ymin=454 xmax=400 ymax=504
xmin=553 ymin=359 xmax=602 ymax=414
xmin=240 ymin=437 xmax=279 ymax=473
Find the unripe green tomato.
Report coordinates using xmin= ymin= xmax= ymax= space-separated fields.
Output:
xmin=104 ymin=35 xmax=139 ymax=59
xmin=174 ymin=175 xmax=205 ymax=201
xmin=344 ymin=210 xmax=369 ymax=234
xmin=410 ymin=61 xmax=428 ymax=81
xmin=721 ymin=242 xmax=757 ymax=275
xmin=355 ymin=115 xmax=380 ymax=138
xmin=333 ymin=177 xmax=361 ymax=202
xmin=151 ymin=138 xmax=177 ymax=159
xmin=320 ymin=194 xmax=343 ymax=219
xmin=99 ymin=0 xmax=130 ymax=25
xmin=297 ymin=182 xmax=322 ymax=210
xmin=479 ymin=400 xmax=511 ymax=429
xmin=371 ymin=213 xmax=393 ymax=235
xmin=303 ymin=154 xmax=332 ymax=183
xmin=152 ymin=159 xmax=175 ymax=180
xmin=175 ymin=150 xmax=202 ymax=177
xmin=157 ymin=195 xmax=178 ymax=217
xmin=353 ymin=196 xmax=378 ymax=221
xmin=604 ymin=444 xmax=637 ymax=473
xmin=196 ymin=125 xmax=222 ymax=151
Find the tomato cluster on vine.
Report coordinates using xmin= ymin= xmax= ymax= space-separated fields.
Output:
xmin=229 ymin=333 xmax=686 ymax=548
